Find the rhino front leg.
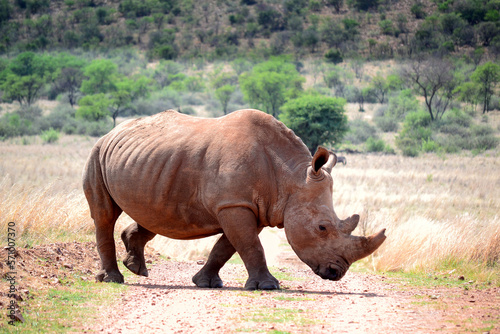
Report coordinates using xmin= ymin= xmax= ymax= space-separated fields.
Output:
xmin=121 ymin=222 xmax=156 ymax=277
xmin=217 ymin=207 xmax=279 ymax=290
xmin=192 ymin=234 xmax=236 ymax=288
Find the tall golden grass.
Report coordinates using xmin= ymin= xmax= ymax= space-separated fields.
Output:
xmin=0 ymin=136 xmax=96 ymax=246
xmin=1 ymin=135 xmax=499 ymax=284
xmin=332 ymin=153 xmax=500 ymax=283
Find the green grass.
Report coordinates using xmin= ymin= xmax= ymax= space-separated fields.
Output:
xmin=1 ymin=261 xmax=136 ymax=333
xmin=353 ymin=255 xmax=499 ymax=288
xmin=269 ymin=267 xmax=305 ymax=282
xmin=247 ymin=307 xmax=318 ymax=326
xmin=1 ymin=278 xmax=127 ymax=333
xmin=272 ymin=295 xmax=314 ymax=302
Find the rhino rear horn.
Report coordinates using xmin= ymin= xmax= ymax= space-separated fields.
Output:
xmin=339 ymin=214 xmax=360 ymax=234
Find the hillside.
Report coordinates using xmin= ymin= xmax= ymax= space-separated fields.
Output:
xmin=0 ymin=0 xmax=499 ymax=60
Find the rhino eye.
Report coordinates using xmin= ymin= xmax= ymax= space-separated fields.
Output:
xmin=318 ymin=225 xmax=327 ymax=231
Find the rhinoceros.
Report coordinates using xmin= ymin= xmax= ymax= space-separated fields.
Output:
xmin=83 ymin=109 xmax=386 ymax=290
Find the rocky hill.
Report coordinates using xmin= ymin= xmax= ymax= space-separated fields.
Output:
xmin=0 ymin=0 xmax=498 ymax=60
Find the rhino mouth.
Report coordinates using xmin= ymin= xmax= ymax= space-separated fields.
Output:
xmin=314 ymin=264 xmax=346 ymax=281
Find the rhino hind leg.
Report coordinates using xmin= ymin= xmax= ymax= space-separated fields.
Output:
xmin=83 ymin=145 xmax=125 ymax=283
xmin=192 ymin=234 xmax=235 ymax=288
xmin=121 ymin=222 xmax=156 ymax=277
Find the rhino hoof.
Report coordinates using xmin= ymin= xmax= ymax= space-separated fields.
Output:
xmin=245 ymin=280 xmax=280 ymax=291
xmin=123 ymin=255 xmax=148 ymax=277
xmin=96 ymin=270 xmax=124 ymax=283
xmin=192 ymin=273 xmax=223 ymax=288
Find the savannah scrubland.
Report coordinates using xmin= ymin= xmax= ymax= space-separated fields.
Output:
xmin=1 ymin=0 xmax=500 ymax=331
xmin=1 ymin=115 xmax=499 ymax=285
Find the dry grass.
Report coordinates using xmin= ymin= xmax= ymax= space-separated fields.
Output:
xmin=0 ymin=135 xmax=97 ymax=246
xmin=1 ymin=134 xmax=499 ymax=284
xmin=332 ymin=153 xmax=500 ymax=284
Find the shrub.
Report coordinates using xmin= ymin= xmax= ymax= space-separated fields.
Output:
xmin=411 ymin=1 xmax=426 ymax=19
xmin=396 ymin=110 xmax=433 ymax=156
xmin=351 ymin=0 xmax=379 ymax=11
xmin=379 ymin=20 xmax=394 ymax=36
xmin=421 ymin=138 xmax=439 ymax=152
xmin=471 ymin=124 xmax=499 ymax=151
xmin=324 ymin=49 xmax=343 ymax=64
xmin=41 ymin=128 xmax=60 ymax=144
xmin=344 ymin=119 xmax=378 ymax=144
xmin=375 ymin=115 xmax=399 ymax=132
xmin=43 ymin=104 xmax=76 ymax=131
xmin=365 ymin=137 xmax=386 ymax=152
xmin=398 ymin=137 xmax=420 ymax=157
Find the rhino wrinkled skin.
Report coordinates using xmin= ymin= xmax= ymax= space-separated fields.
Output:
xmin=83 ymin=109 xmax=386 ymax=290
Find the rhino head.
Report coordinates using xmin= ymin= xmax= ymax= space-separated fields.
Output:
xmin=284 ymin=147 xmax=386 ymax=281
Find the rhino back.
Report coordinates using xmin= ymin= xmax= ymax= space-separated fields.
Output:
xmin=94 ymin=109 xmax=309 ymax=239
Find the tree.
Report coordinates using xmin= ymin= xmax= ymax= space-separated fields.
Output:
xmin=471 ymin=62 xmax=500 ymax=114
xmin=52 ymin=67 xmax=83 ymax=107
xmin=239 ymin=58 xmax=304 ymax=117
xmin=76 ymin=94 xmax=111 ymax=121
xmin=401 ymin=57 xmax=456 ymax=121
xmin=215 ymin=85 xmax=235 ymax=115
xmin=0 ymin=52 xmax=57 ymax=106
xmin=279 ymin=94 xmax=348 ymax=154
xmin=351 ymin=0 xmax=379 ymax=11
xmin=325 ymin=0 xmax=343 ymax=13
xmin=454 ymin=81 xmax=479 ymax=112
xmin=81 ymin=59 xmax=118 ymax=95
xmin=369 ymin=74 xmax=402 ymax=103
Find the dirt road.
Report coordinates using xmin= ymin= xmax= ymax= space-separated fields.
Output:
xmin=86 ymin=232 xmax=499 ymax=334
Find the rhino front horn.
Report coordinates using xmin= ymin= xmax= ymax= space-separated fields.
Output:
xmin=352 ymin=229 xmax=387 ymax=262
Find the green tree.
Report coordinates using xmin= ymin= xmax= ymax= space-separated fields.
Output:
xmin=471 ymin=61 xmax=500 ymax=113
xmin=239 ymin=58 xmax=304 ymax=117
xmin=108 ymin=76 xmax=152 ymax=126
xmin=81 ymin=59 xmax=119 ymax=95
xmin=215 ymin=85 xmax=235 ymax=115
xmin=279 ymin=94 xmax=348 ymax=154
xmin=0 ymin=52 xmax=57 ymax=106
xmin=454 ymin=81 xmax=479 ymax=112
xmin=76 ymin=94 xmax=111 ymax=122
xmin=52 ymin=67 xmax=84 ymax=107
xmin=369 ymin=74 xmax=402 ymax=104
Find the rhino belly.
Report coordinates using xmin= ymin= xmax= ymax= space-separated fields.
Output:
xmin=118 ymin=200 xmax=223 ymax=240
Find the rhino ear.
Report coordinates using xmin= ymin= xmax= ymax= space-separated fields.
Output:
xmin=312 ymin=147 xmax=337 ymax=174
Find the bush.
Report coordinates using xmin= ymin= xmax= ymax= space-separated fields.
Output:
xmin=471 ymin=124 xmax=499 ymax=151
xmin=396 ymin=110 xmax=433 ymax=156
xmin=351 ymin=0 xmax=379 ymax=11
xmin=398 ymin=137 xmax=420 ymax=157
xmin=41 ymin=128 xmax=60 ymax=144
xmin=365 ymin=137 xmax=386 ymax=152
xmin=324 ymin=49 xmax=343 ymax=64
xmin=344 ymin=119 xmax=378 ymax=144
xmin=379 ymin=20 xmax=394 ymax=36
xmin=375 ymin=115 xmax=399 ymax=132
xmin=43 ymin=104 xmax=76 ymax=131
xmin=0 ymin=112 xmax=33 ymax=139
xmin=421 ymin=138 xmax=439 ymax=152
xmin=411 ymin=1 xmax=426 ymax=19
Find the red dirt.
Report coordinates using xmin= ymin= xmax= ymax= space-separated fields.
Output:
xmin=1 ymin=241 xmax=498 ymax=333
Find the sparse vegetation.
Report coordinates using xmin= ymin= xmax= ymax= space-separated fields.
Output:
xmin=0 ymin=1 xmax=498 ymax=330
